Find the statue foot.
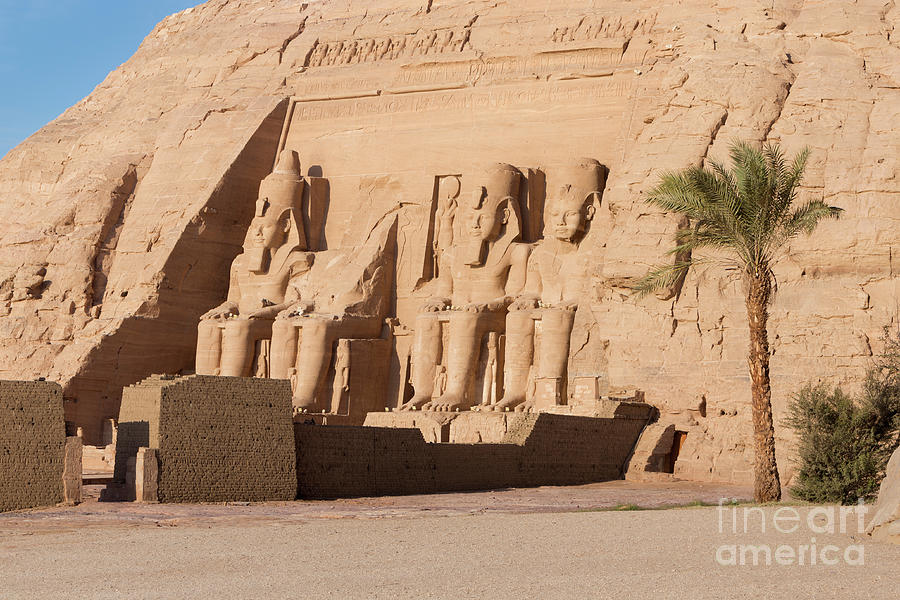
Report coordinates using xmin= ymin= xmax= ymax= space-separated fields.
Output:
xmin=292 ymin=397 xmax=319 ymax=414
xmin=427 ymin=394 xmax=466 ymax=412
xmin=399 ymin=394 xmax=432 ymax=411
xmin=514 ymin=400 xmax=537 ymax=413
xmin=490 ymin=395 xmax=525 ymax=412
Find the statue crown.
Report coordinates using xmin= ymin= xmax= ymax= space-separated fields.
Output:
xmin=256 ymin=198 xmax=271 ymax=218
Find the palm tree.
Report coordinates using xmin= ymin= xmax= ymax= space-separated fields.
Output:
xmin=634 ymin=141 xmax=842 ymax=503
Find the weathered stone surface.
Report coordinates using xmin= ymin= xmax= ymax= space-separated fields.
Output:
xmin=298 ymin=410 xmax=649 ymax=498
xmin=867 ymin=447 xmax=900 ymax=544
xmin=1 ymin=0 xmax=898 ymax=485
xmin=62 ymin=436 xmax=84 ymax=505
xmin=115 ymin=375 xmax=297 ymax=503
xmin=0 ymin=381 xmax=66 ymax=512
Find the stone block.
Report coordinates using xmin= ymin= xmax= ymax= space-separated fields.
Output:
xmin=0 ymin=380 xmax=66 ymax=512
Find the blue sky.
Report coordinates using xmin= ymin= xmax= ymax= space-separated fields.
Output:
xmin=0 ymin=0 xmax=199 ymax=158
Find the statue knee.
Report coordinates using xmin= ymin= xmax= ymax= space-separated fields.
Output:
xmin=223 ymin=319 xmax=253 ymax=340
xmin=272 ymin=319 xmax=295 ymax=338
xmin=301 ymin=318 xmax=331 ymax=339
xmin=197 ymin=319 xmax=218 ymax=337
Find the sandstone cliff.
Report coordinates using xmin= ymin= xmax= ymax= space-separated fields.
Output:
xmin=0 ymin=0 xmax=898 ymax=486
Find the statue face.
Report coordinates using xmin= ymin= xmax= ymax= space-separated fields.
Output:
xmin=464 ymin=193 xmax=507 ymax=243
xmin=246 ymin=205 xmax=288 ymax=250
xmin=547 ymin=189 xmax=594 ymax=243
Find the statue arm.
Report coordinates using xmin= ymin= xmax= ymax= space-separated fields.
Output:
xmin=505 ymin=243 xmax=533 ymax=295
xmin=461 ymin=246 xmax=535 ymax=313
xmin=510 ymin=253 xmax=542 ymax=311
xmin=247 ymin=302 xmax=292 ymax=320
xmin=418 ymin=267 xmax=452 ymax=312
xmin=276 ymin=256 xmax=317 ymax=318
xmin=200 ymin=260 xmax=241 ymax=319
xmin=432 ymin=264 xmax=453 ymax=299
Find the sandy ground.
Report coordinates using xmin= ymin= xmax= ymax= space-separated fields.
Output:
xmin=1 ymin=481 xmax=898 ymax=599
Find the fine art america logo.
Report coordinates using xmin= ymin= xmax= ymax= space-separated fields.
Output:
xmin=715 ymin=499 xmax=867 ymax=567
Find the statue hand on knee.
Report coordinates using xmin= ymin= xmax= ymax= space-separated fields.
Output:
xmin=201 ymin=301 xmax=238 ymax=321
xmin=509 ymin=295 xmax=539 ymax=312
xmin=463 ymin=297 xmax=509 ymax=313
xmin=420 ymin=297 xmax=450 ymax=313
xmin=279 ymin=300 xmax=316 ymax=319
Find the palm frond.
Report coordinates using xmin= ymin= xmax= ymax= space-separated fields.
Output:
xmin=631 ymin=261 xmax=695 ymax=298
xmin=639 ymin=140 xmax=839 ymax=295
xmin=670 ymin=222 xmax=751 ymax=260
xmin=776 ymin=200 xmax=843 ymax=243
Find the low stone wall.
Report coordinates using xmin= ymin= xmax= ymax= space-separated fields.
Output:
xmin=295 ymin=410 xmax=651 ymax=498
xmin=115 ymin=375 xmax=297 ymax=503
xmin=0 ymin=380 xmax=66 ymax=512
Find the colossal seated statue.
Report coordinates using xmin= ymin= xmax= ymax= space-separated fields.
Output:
xmin=196 ymin=149 xmax=396 ymax=417
xmin=195 ymin=150 xmax=311 ymax=378
xmin=491 ymin=158 xmax=607 ymax=412
xmin=402 ymin=163 xmax=531 ymax=412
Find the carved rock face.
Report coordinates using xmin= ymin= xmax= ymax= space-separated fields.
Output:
xmin=245 ymin=208 xmax=288 ymax=253
xmin=2 ymin=0 xmax=897 ymax=486
xmin=546 ymin=192 xmax=591 ymax=243
xmin=545 ymin=159 xmax=605 ymax=243
xmin=464 ymin=163 xmax=521 ymax=243
xmin=463 ymin=197 xmax=505 ymax=243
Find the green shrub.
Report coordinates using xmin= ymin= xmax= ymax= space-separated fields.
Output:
xmin=786 ymin=329 xmax=900 ymax=504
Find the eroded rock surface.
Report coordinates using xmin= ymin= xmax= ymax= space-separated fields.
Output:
xmin=1 ymin=0 xmax=898 ymax=485
xmin=867 ymin=446 xmax=900 ymax=544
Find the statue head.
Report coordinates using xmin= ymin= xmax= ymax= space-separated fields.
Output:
xmin=545 ymin=158 xmax=607 ymax=244
xmin=461 ymin=163 xmax=522 ymax=265
xmin=244 ymin=150 xmax=307 ymax=273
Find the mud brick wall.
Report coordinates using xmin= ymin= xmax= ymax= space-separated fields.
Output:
xmin=114 ymin=375 xmax=166 ymax=482
xmin=295 ymin=409 xmax=652 ymax=498
xmin=430 ymin=443 xmax=522 ymax=492
xmin=0 ymin=380 xmax=66 ymax=512
xmin=294 ymin=425 xmax=435 ymax=497
xmin=511 ymin=413 xmax=650 ymax=486
xmin=294 ymin=425 xmax=376 ymax=498
xmin=116 ymin=375 xmax=297 ymax=503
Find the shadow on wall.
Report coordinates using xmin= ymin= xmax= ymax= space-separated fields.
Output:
xmin=294 ymin=410 xmax=651 ymax=499
xmin=65 ymin=100 xmax=292 ymax=444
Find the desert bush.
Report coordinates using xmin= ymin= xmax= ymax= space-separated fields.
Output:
xmin=786 ymin=329 xmax=900 ymax=504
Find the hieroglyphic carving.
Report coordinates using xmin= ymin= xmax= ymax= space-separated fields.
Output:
xmin=292 ymin=43 xmax=635 ymax=101
xmin=394 ymin=45 xmax=628 ymax=87
xmin=551 ymin=14 xmax=658 ymax=43
xmin=306 ymin=27 xmax=472 ymax=67
xmin=289 ymin=79 xmax=633 ymax=123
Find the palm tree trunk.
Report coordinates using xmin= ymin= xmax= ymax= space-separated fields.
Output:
xmin=746 ymin=272 xmax=782 ymax=503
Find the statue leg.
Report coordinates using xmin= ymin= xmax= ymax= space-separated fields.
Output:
xmin=270 ymin=319 xmax=299 ymax=380
xmin=493 ymin=310 xmax=534 ymax=411
xmin=195 ymin=319 xmax=223 ymax=375
xmin=291 ymin=318 xmax=336 ymax=413
xmin=538 ymin=308 xmax=577 ymax=380
xmin=401 ymin=313 xmax=441 ymax=410
xmin=429 ymin=310 xmax=500 ymax=412
xmin=220 ymin=319 xmax=272 ymax=377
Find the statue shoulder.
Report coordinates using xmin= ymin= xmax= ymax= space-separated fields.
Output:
xmin=510 ymin=242 xmax=534 ymax=263
xmin=286 ymin=250 xmax=315 ymax=277
xmin=231 ymin=252 xmax=247 ymax=270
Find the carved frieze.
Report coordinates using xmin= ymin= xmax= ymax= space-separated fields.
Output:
xmin=551 ymin=14 xmax=658 ymax=43
xmin=306 ymin=27 xmax=472 ymax=67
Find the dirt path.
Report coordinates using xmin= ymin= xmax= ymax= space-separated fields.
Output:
xmin=1 ymin=482 xmax=897 ymax=599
